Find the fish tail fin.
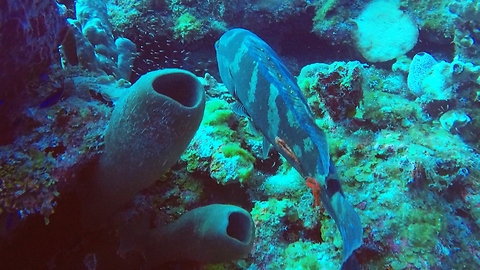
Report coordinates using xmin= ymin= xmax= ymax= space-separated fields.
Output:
xmin=328 ymin=189 xmax=363 ymax=262
xmin=320 ymin=163 xmax=363 ymax=262
xmin=320 ymin=185 xmax=363 ymax=262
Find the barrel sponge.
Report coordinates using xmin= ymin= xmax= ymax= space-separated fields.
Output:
xmin=123 ymin=204 xmax=255 ymax=268
xmin=82 ymin=69 xmax=205 ymax=228
xmin=408 ymin=52 xmax=438 ymax=96
xmin=353 ymin=0 xmax=419 ymax=62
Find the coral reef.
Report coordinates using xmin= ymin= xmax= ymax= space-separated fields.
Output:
xmin=210 ymin=143 xmax=256 ymax=185
xmin=298 ymin=61 xmax=365 ymax=121
xmin=173 ymin=12 xmax=203 ymax=43
xmin=2 ymin=0 xmax=480 ymax=269
xmin=0 ymin=0 xmax=68 ymax=144
xmin=403 ymin=0 xmax=455 ymax=43
xmin=407 ymin=52 xmax=480 ymax=107
xmin=311 ymin=0 xmax=355 ymax=47
xmin=181 ymin=97 xmax=257 ymax=186
xmin=449 ymin=0 xmax=480 ymax=64
xmin=0 ymin=78 xmax=111 ymax=227
xmin=65 ymin=0 xmax=136 ymax=80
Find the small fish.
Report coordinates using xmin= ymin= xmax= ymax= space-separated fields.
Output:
xmin=216 ymin=28 xmax=363 ymax=264
xmin=40 ymin=84 xmax=64 ymax=108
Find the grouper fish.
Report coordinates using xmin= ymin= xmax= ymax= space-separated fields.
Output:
xmin=215 ymin=28 xmax=363 ymax=263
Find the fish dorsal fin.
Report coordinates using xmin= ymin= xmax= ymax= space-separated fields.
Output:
xmin=232 ymin=101 xmax=249 ymax=117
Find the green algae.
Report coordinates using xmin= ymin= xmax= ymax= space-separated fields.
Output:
xmin=173 ymin=12 xmax=203 ymax=42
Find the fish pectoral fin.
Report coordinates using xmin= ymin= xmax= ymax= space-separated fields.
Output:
xmin=261 ymin=136 xmax=271 ymax=159
xmin=232 ymin=101 xmax=250 ymax=117
xmin=329 ymin=192 xmax=363 ymax=263
xmin=247 ymin=120 xmax=262 ymax=136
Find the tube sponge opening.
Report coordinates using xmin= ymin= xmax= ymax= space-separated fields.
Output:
xmin=227 ymin=211 xmax=253 ymax=243
xmin=152 ymin=72 xmax=203 ymax=107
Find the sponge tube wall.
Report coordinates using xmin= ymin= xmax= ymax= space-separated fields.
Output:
xmin=82 ymin=69 xmax=205 ymax=228
xmin=139 ymin=204 xmax=255 ymax=268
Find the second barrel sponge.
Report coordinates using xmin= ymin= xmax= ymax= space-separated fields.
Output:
xmin=119 ymin=204 xmax=256 ymax=268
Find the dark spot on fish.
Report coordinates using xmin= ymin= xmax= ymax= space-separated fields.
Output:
xmin=325 ymin=178 xmax=343 ymax=197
